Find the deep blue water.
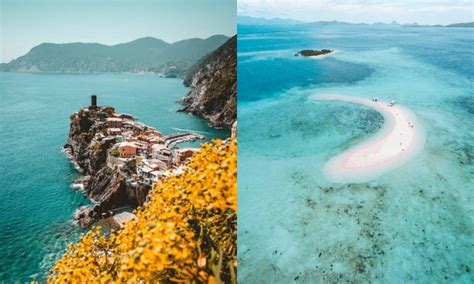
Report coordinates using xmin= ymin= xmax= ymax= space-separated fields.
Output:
xmin=238 ymin=24 xmax=474 ymax=282
xmin=0 ymin=72 xmax=225 ymax=281
xmin=238 ymin=24 xmax=473 ymax=103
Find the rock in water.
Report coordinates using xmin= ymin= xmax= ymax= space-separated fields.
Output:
xmin=295 ymin=49 xmax=332 ymax=57
xmin=73 ymin=206 xmax=97 ymax=228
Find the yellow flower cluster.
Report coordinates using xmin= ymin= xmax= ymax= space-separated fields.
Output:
xmin=49 ymin=138 xmax=237 ymax=283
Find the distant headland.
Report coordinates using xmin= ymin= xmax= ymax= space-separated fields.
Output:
xmin=0 ymin=35 xmax=229 ymax=77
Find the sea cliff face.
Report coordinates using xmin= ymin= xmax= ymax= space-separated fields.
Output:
xmin=64 ymin=106 xmax=148 ymax=227
xmin=180 ymin=35 xmax=237 ymax=129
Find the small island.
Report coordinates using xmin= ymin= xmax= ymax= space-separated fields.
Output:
xmin=295 ymin=49 xmax=333 ymax=57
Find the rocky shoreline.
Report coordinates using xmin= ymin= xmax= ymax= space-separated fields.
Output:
xmin=64 ymin=96 xmax=205 ymax=228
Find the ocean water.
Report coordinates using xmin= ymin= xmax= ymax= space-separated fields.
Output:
xmin=238 ymin=24 xmax=474 ymax=282
xmin=0 ymin=72 xmax=226 ymax=281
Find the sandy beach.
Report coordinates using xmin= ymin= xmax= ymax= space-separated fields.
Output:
xmin=312 ymin=94 xmax=425 ymax=183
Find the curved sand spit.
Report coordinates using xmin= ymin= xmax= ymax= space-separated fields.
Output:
xmin=312 ymin=94 xmax=425 ymax=183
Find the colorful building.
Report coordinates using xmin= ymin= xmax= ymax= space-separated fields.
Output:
xmin=115 ymin=142 xmax=138 ymax=158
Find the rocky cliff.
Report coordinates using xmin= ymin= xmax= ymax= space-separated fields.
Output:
xmin=180 ymin=35 xmax=236 ymax=129
xmin=64 ymin=105 xmax=148 ymax=227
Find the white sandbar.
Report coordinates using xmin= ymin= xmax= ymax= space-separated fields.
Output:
xmin=312 ymin=94 xmax=425 ymax=183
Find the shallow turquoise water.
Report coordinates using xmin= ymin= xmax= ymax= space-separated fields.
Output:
xmin=238 ymin=24 xmax=473 ymax=282
xmin=0 ymin=72 xmax=226 ymax=281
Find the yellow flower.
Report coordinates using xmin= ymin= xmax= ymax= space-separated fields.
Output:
xmin=48 ymin=139 xmax=237 ymax=283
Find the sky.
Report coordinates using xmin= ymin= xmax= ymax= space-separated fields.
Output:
xmin=238 ymin=0 xmax=473 ymax=25
xmin=0 ymin=0 xmax=236 ymax=63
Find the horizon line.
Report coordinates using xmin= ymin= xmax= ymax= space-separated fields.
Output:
xmin=237 ymin=14 xmax=473 ymax=27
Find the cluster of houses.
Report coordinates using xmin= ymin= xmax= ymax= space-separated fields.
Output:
xmin=90 ymin=108 xmax=203 ymax=189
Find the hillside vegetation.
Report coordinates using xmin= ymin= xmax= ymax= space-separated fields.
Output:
xmin=1 ymin=35 xmax=228 ymax=76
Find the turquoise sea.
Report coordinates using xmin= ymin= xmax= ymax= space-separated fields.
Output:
xmin=0 ymin=72 xmax=226 ymax=281
xmin=238 ymin=24 xmax=473 ymax=282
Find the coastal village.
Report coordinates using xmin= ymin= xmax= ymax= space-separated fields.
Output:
xmin=91 ymin=95 xmax=204 ymax=186
xmin=103 ymin=114 xmax=204 ymax=187
xmin=66 ymin=95 xmax=207 ymax=228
